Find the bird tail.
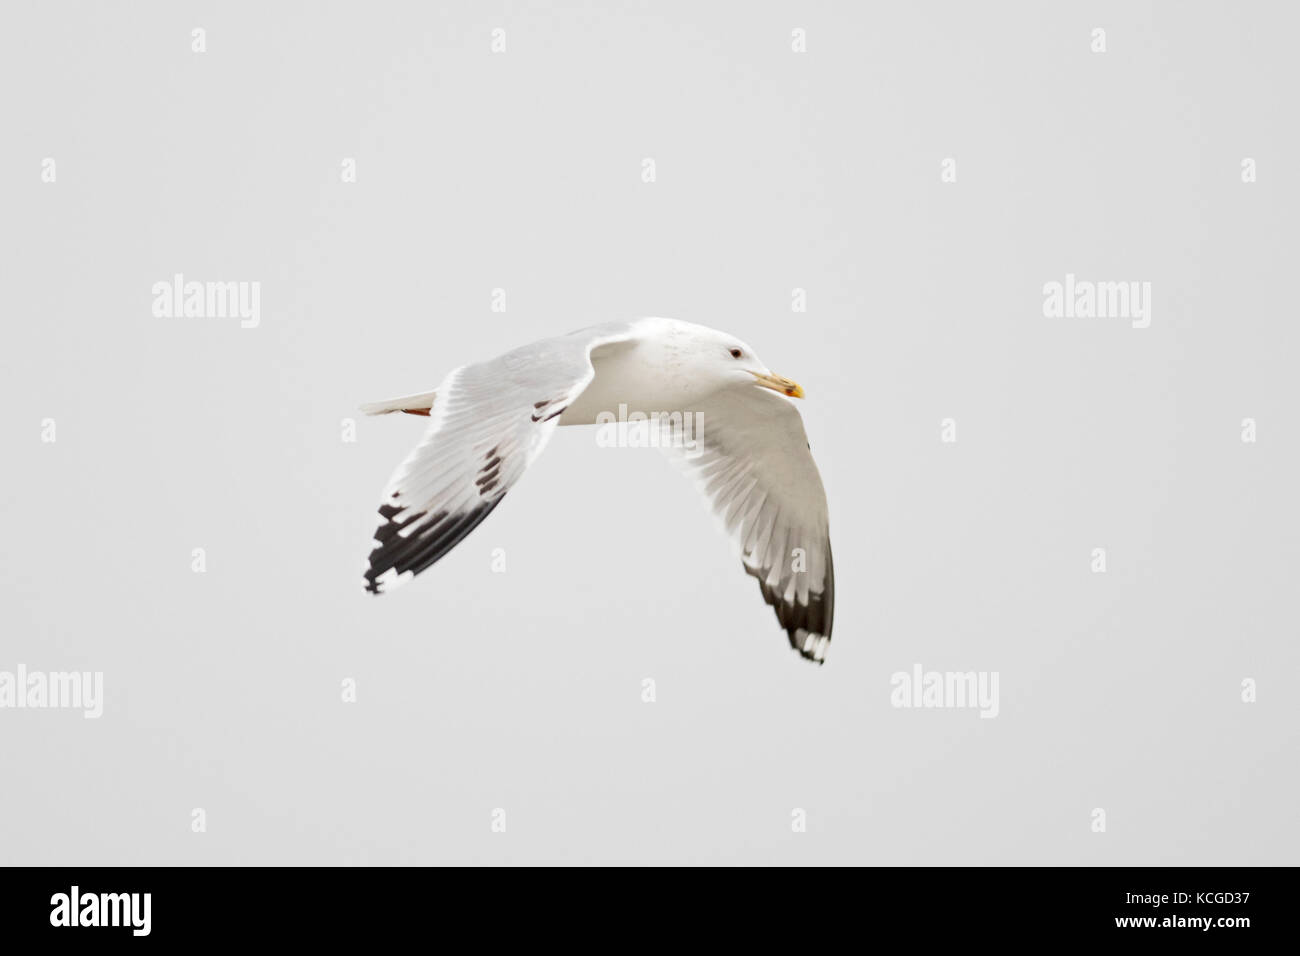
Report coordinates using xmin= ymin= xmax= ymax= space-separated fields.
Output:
xmin=359 ymin=389 xmax=438 ymax=417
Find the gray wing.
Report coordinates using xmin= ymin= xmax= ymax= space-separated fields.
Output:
xmin=363 ymin=324 xmax=638 ymax=594
xmin=664 ymin=387 xmax=834 ymax=663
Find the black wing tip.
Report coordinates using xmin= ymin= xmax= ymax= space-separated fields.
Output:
xmin=788 ymin=628 xmax=831 ymax=664
xmin=745 ymin=565 xmax=834 ymax=665
xmin=364 ymin=496 xmax=505 ymax=594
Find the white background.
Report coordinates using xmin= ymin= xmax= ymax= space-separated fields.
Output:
xmin=1 ymin=1 xmax=1296 ymax=864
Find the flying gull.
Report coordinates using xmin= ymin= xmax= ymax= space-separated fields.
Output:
xmin=360 ymin=318 xmax=835 ymax=663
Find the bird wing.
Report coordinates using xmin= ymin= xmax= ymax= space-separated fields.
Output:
xmin=662 ymin=387 xmax=835 ymax=663
xmin=363 ymin=324 xmax=639 ymax=594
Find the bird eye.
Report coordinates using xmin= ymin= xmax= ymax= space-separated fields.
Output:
xmin=729 ymin=348 xmax=743 ymax=359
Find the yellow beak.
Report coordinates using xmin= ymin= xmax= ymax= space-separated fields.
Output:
xmin=749 ymin=370 xmax=805 ymax=399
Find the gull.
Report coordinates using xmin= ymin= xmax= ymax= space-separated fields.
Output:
xmin=360 ymin=318 xmax=835 ymax=663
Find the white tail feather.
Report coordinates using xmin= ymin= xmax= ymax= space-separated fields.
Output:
xmin=359 ymin=389 xmax=438 ymax=416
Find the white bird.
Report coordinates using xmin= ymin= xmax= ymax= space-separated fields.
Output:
xmin=360 ymin=318 xmax=835 ymax=663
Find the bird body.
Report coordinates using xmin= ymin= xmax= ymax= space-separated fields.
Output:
xmin=362 ymin=318 xmax=835 ymax=663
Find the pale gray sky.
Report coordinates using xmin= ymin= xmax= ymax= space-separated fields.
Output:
xmin=1 ymin=0 xmax=1295 ymax=865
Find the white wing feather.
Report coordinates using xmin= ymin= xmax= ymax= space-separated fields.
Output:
xmin=363 ymin=324 xmax=637 ymax=594
xmin=662 ymin=388 xmax=835 ymax=662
